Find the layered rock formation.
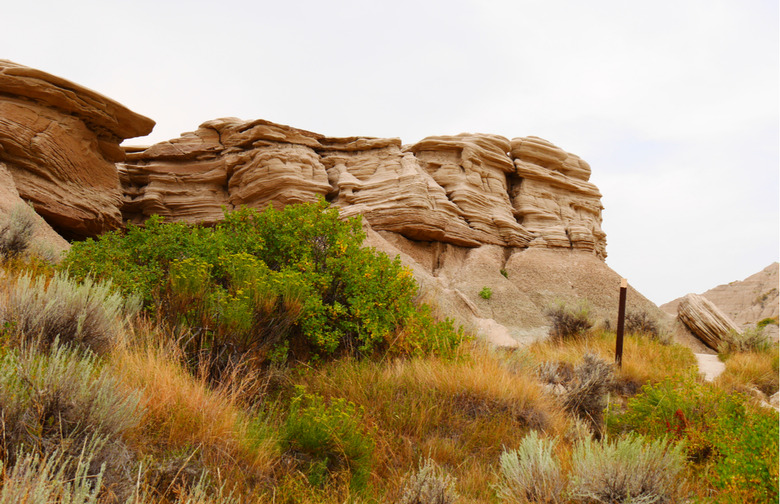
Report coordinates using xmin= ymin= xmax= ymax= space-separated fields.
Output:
xmin=0 ymin=60 xmax=154 ymax=237
xmin=119 ymin=118 xmax=606 ymax=257
xmin=677 ymin=293 xmax=742 ymax=350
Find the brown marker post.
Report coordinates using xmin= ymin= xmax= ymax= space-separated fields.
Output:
xmin=615 ymin=278 xmax=627 ymax=368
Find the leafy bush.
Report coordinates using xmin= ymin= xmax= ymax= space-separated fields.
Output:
xmin=544 ymin=301 xmax=593 ymax=341
xmin=496 ymin=431 xmax=565 ymax=504
xmin=0 ymin=271 xmax=135 ymax=354
xmin=281 ymin=388 xmax=374 ymax=493
xmin=607 ymin=376 xmax=779 ymax=501
xmin=568 ymin=435 xmax=686 ymax=504
xmin=62 ymin=201 xmax=461 ymax=373
xmin=0 ymin=203 xmax=36 ymax=259
xmin=395 ymin=457 xmax=459 ymax=504
xmin=480 ymin=286 xmax=493 ymax=300
xmin=0 ymin=344 xmax=143 ymax=500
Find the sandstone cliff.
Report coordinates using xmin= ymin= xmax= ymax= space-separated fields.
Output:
xmin=118 ymin=118 xmax=679 ymax=346
xmin=119 ymin=118 xmax=606 ymax=258
xmin=0 ymin=61 xmax=678 ymax=348
xmin=0 ymin=60 xmax=154 ymax=238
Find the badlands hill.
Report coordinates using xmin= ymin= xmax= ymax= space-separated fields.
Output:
xmin=662 ymin=262 xmax=779 ymax=329
xmin=0 ymin=60 xmax=669 ymax=346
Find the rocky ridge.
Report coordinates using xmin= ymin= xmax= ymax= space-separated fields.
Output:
xmin=119 ymin=118 xmax=607 ymax=258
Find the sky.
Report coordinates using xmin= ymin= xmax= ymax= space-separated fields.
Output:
xmin=2 ymin=0 xmax=778 ymax=305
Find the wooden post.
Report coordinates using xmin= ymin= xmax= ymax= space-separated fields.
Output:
xmin=615 ymin=278 xmax=627 ymax=368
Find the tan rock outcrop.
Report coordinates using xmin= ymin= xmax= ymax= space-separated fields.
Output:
xmin=510 ymin=137 xmax=606 ymax=257
xmin=0 ymin=60 xmax=154 ymax=237
xmin=120 ymin=118 xmax=606 ymax=256
xmin=677 ymin=293 xmax=742 ymax=350
xmin=662 ymin=263 xmax=779 ymax=326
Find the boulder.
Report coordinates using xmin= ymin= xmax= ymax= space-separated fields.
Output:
xmin=677 ymin=293 xmax=742 ymax=350
xmin=0 ymin=60 xmax=154 ymax=237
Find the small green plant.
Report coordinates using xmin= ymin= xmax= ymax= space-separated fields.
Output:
xmin=496 ymin=431 xmax=565 ymax=504
xmin=757 ymin=316 xmax=779 ymax=329
xmin=281 ymin=387 xmax=374 ymax=493
xmin=568 ymin=435 xmax=686 ymax=503
xmin=500 ymin=268 xmax=508 ymax=278
xmin=544 ymin=301 xmax=593 ymax=341
xmin=395 ymin=457 xmax=458 ymax=504
xmin=479 ymin=286 xmax=493 ymax=300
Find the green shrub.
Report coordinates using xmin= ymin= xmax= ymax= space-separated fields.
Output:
xmin=479 ymin=287 xmax=493 ymax=300
xmin=757 ymin=317 xmax=779 ymax=329
xmin=0 ymin=271 xmax=135 ymax=354
xmin=0 ymin=203 xmax=36 ymax=259
xmin=544 ymin=301 xmax=593 ymax=341
xmin=606 ymin=376 xmax=779 ymax=501
xmin=0 ymin=344 xmax=143 ymax=500
xmin=568 ymin=434 xmax=686 ymax=504
xmin=718 ymin=327 xmax=772 ymax=355
xmin=496 ymin=431 xmax=565 ymax=504
xmin=281 ymin=387 xmax=374 ymax=493
xmin=62 ymin=201 xmax=461 ymax=373
xmin=395 ymin=457 xmax=459 ymax=504
xmin=500 ymin=268 xmax=508 ymax=278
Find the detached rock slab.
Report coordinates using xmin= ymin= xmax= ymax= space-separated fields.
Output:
xmin=678 ymin=293 xmax=741 ymax=350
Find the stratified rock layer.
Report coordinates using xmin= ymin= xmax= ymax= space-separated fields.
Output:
xmin=120 ymin=118 xmax=606 ymax=256
xmin=678 ymin=293 xmax=742 ymax=350
xmin=0 ymin=60 xmax=154 ymax=237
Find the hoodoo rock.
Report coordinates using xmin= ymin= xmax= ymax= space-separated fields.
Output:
xmin=0 ymin=60 xmax=154 ymax=237
xmin=120 ymin=118 xmax=606 ymax=257
xmin=677 ymin=293 xmax=742 ymax=350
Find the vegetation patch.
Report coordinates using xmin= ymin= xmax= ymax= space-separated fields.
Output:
xmin=63 ymin=201 xmax=463 ymax=377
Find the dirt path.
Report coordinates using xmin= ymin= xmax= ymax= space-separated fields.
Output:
xmin=695 ymin=353 xmax=726 ymax=382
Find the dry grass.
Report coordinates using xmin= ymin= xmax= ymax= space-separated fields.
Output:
xmin=715 ymin=346 xmax=780 ymax=397
xmin=292 ymin=342 xmax=569 ymax=501
xmin=526 ymin=330 xmax=697 ymax=392
xmin=110 ymin=336 xmax=279 ymax=498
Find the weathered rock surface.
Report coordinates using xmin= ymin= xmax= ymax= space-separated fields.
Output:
xmin=677 ymin=293 xmax=742 ymax=350
xmin=0 ymin=60 xmax=154 ymax=237
xmin=119 ymin=118 xmax=606 ymax=256
xmin=662 ymin=263 xmax=779 ymax=327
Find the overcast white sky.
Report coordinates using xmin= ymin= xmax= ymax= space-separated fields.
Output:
xmin=3 ymin=0 xmax=778 ymax=305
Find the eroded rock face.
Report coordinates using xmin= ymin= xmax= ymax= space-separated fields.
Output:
xmin=678 ymin=293 xmax=742 ymax=350
xmin=0 ymin=60 xmax=154 ymax=237
xmin=120 ymin=118 xmax=606 ymax=256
